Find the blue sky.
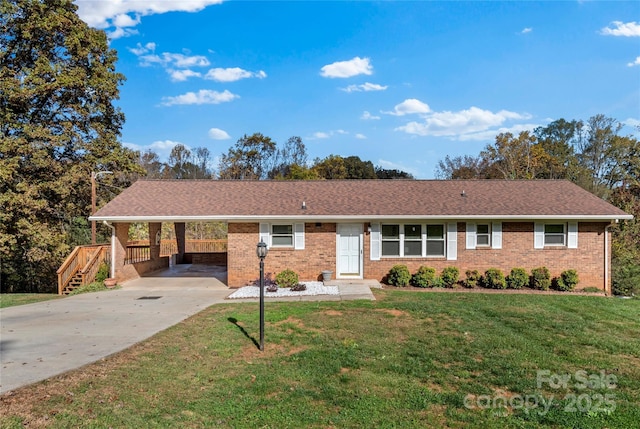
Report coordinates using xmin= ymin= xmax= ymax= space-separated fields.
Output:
xmin=75 ymin=1 xmax=640 ymax=179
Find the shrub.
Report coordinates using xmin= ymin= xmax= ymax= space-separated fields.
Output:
xmin=531 ymin=267 xmax=551 ymax=290
xmin=554 ymin=269 xmax=579 ymax=291
xmin=483 ymin=268 xmax=506 ymax=289
xmin=266 ymin=284 xmax=278 ymax=293
xmin=463 ymin=270 xmax=480 ymax=288
xmin=290 ymin=283 xmax=307 ymax=292
xmin=506 ymin=268 xmax=528 ymax=290
xmin=612 ymin=258 xmax=640 ymax=296
xmin=388 ymin=265 xmax=411 ymax=287
xmin=411 ymin=266 xmax=436 ymax=288
xmin=432 ymin=276 xmax=445 ymax=288
xmin=441 ymin=267 xmax=459 ymax=288
xmin=96 ymin=262 xmax=110 ymax=283
xmin=69 ymin=281 xmax=108 ymax=296
xmin=275 ymin=269 xmax=299 ymax=288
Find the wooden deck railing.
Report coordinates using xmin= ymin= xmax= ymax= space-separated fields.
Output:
xmin=58 ymin=240 xmax=228 ymax=293
xmin=80 ymin=246 xmax=111 ymax=286
xmin=125 ymin=245 xmax=151 ymax=264
xmin=127 ymin=239 xmax=228 ymax=257
xmin=160 ymin=239 xmax=228 ymax=256
xmin=57 ymin=244 xmax=110 ymax=294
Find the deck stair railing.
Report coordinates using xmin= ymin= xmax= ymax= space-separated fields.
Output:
xmin=57 ymin=239 xmax=228 ymax=294
xmin=57 ymin=245 xmax=110 ymax=295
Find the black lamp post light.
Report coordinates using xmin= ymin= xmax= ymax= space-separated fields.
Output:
xmin=256 ymin=241 xmax=268 ymax=351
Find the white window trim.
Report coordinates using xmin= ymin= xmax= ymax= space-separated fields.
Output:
xmin=466 ymin=222 xmax=502 ymax=249
xmin=380 ymin=223 xmax=447 ymax=258
xmin=534 ymin=222 xmax=577 ymax=249
xmin=259 ymin=222 xmax=305 ymax=249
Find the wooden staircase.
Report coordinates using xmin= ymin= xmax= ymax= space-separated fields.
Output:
xmin=64 ymin=273 xmax=84 ymax=294
xmin=57 ymin=245 xmax=111 ymax=295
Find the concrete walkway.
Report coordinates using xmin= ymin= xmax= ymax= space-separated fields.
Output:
xmin=0 ymin=265 xmax=376 ymax=394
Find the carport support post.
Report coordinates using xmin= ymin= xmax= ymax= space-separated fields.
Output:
xmin=175 ymin=222 xmax=186 ymax=264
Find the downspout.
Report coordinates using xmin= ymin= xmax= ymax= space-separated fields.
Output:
xmin=604 ymin=221 xmax=617 ymax=296
xmin=103 ymin=221 xmax=116 ymax=279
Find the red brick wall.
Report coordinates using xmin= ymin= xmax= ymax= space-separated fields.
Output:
xmin=228 ymin=221 xmax=610 ymax=292
xmin=364 ymin=222 xmax=609 ymax=292
xmin=227 ymin=222 xmax=336 ymax=287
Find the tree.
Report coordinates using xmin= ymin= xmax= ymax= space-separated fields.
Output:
xmin=311 ymin=155 xmax=347 ymax=179
xmin=434 ymin=155 xmax=494 ymax=179
xmin=480 ymin=131 xmax=543 ymax=179
xmin=192 ymin=147 xmax=212 ymax=179
xmin=343 ymin=156 xmax=376 ymax=179
xmin=218 ymin=133 xmax=276 ymax=179
xmin=138 ymin=150 xmax=168 ymax=179
xmin=533 ymin=118 xmax=582 ymax=180
xmin=268 ymin=136 xmax=308 ymax=179
xmin=375 ymin=167 xmax=415 ymax=180
xmin=0 ymin=0 xmax=140 ymax=292
xmin=576 ymin=115 xmax=628 ymax=197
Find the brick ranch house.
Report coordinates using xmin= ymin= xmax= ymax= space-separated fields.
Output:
xmin=90 ymin=180 xmax=632 ymax=294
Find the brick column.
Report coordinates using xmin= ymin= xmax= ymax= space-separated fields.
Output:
xmin=149 ymin=222 xmax=162 ymax=262
xmin=113 ymin=222 xmax=130 ymax=282
xmin=175 ymin=222 xmax=186 ymax=264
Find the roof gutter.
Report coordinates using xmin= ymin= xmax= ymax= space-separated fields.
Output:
xmin=89 ymin=214 xmax=633 ymax=223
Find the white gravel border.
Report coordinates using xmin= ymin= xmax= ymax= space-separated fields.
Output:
xmin=227 ymin=282 xmax=339 ymax=299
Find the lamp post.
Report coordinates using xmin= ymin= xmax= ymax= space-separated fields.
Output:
xmin=256 ymin=241 xmax=268 ymax=351
xmin=91 ymin=171 xmax=112 ymax=244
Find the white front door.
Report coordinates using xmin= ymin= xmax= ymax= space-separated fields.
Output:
xmin=337 ymin=224 xmax=362 ymax=278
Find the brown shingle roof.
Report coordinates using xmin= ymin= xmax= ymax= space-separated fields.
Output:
xmin=91 ymin=180 xmax=632 ymax=221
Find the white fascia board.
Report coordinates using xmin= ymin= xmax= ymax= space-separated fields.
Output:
xmin=89 ymin=214 xmax=632 ymax=222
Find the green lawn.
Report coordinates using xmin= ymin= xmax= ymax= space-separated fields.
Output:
xmin=0 ymin=293 xmax=61 ymax=308
xmin=1 ymin=290 xmax=638 ymax=428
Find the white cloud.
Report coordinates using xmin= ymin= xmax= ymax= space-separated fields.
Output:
xmin=112 ymin=13 xmax=140 ymax=28
xmin=320 ymin=56 xmax=373 ymax=78
xmin=124 ymin=139 xmax=188 ymax=159
xmin=133 ymin=51 xmax=210 ymax=68
xmin=384 ymin=99 xmax=431 ymax=116
xmin=129 ymin=42 xmax=156 ymax=56
xmin=161 ymin=89 xmax=239 ymax=106
xmin=168 ymin=69 xmax=202 ymax=82
xmin=312 ymin=132 xmax=330 ymax=139
xmin=600 ymin=21 xmax=640 ymax=37
xmin=107 ymin=27 xmax=138 ymax=39
xmin=205 ymin=67 xmax=267 ymax=82
xmin=75 ymin=0 xmax=223 ymax=38
xmin=355 ymin=133 xmax=367 ymax=139
xmin=309 ymin=130 xmax=349 ymax=140
xmin=208 ymin=128 xmax=231 ymax=140
xmin=624 ymin=118 xmax=640 ymax=128
xmin=627 ymin=56 xmax=640 ymax=67
xmin=521 ymin=27 xmax=532 ymax=34
xmin=341 ymin=82 xmax=388 ymax=93
xmin=457 ymin=123 xmax=540 ymax=141
xmin=361 ymin=111 xmax=381 ymax=120
xmin=395 ymin=106 xmax=531 ymax=139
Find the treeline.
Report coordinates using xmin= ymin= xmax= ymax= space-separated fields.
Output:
xmin=436 ymin=115 xmax=640 ymax=295
xmin=136 ymin=134 xmax=414 ymax=181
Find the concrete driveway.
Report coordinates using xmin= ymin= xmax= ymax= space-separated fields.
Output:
xmin=1 ymin=264 xmax=376 ymax=394
xmin=0 ymin=265 xmax=230 ymax=394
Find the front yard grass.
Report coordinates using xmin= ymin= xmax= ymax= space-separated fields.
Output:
xmin=0 ymin=293 xmax=61 ymax=308
xmin=1 ymin=290 xmax=638 ymax=428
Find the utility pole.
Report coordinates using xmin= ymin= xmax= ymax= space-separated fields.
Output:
xmin=91 ymin=171 xmax=112 ymax=244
